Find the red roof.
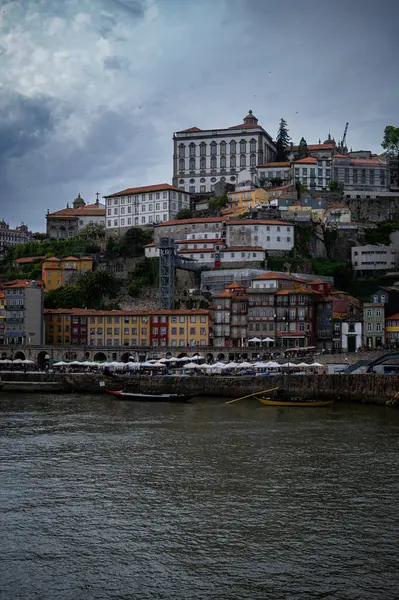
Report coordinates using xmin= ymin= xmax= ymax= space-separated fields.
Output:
xmin=387 ymin=313 xmax=399 ymax=320
xmin=289 ymin=143 xmax=335 ymax=151
xmin=47 ymin=204 xmax=105 ymax=219
xmin=104 ymin=183 xmax=184 ymax=198
xmin=253 ymin=272 xmax=304 ymax=282
xmin=1 ymin=279 xmax=44 ymax=289
xmin=228 ymin=123 xmax=260 ymax=129
xmin=14 ymin=256 xmax=45 ymax=264
xmin=176 ymin=127 xmax=202 ymax=133
xmin=294 ymin=157 xmax=317 ymax=164
xmin=351 ymin=158 xmax=385 ymax=166
xmin=258 ymin=162 xmax=291 ymax=168
xmin=179 ymin=247 xmax=264 ymax=254
xmin=228 ymin=219 xmax=290 ymax=226
xmin=226 ymin=283 xmax=243 ymax=289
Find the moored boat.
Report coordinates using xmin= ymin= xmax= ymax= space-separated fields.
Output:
xmin=258 ymin=397 xmax=334 ymax=407
xmin=105 ymin=389 xmax=195 ymax=402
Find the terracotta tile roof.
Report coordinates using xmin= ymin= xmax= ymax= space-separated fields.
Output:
xmin=226 ymin=283 xmax=242 ymax=289
xmin=1 ymin=279 xmax=44 ymax=288
xmin=228 ymin=123 xmax=260 ymax=129
xmin=258 ymin=162 xmax=291 ymax=168
xmin=14 ymin=256 xmax=45 ymax=264
xmin=155 ymin=216 xmax=224 ymax=227
xmin=144 ymin=242 xmax=157 ymax=248
xmin=253 ymin=272 xmax=302 ymax=281
xmin=294 ymin=157 xmax=318 ymax=164
xmin=47 ymin=203 xmax=105 ymax=219
xmin=44 ymin=256 xmax=60 ymax=261
xmin=387 ymin=313 xmax=399 ymax=320
xmin=333 ymin=153 xmax=350 ymax=159
xmin=289 ymin=143 xmax=335 ymax=151
xmin=44 ymin=308 xmax=209 ymax=316
xmin=176 ymin=127 xmax=202 ymax=133
xmin=276 ymin=287 xmax=317 ymax=295
xmin=215 ymin=291 xmax=233 ymax=298
xmin=350 ymin=158 xmax=385 ymax=166
xmin=228 ymin=219 xmax=290 ymax=226
xmin=104 ymin=183 xmax=184 ymax=198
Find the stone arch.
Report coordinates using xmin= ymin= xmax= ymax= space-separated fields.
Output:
xmin=84 ymin=351 xmax=91 ymax=359
xmin=165 ymin=352 xmax=172 ymax=359
xmin=120 ymin=352 xmax=133 ymax=363
xmin=14 ymin=351 xmax=26 ymax=360
xmin=37 ymin=350 xmax=50 ymax=370
xmin=217 ymin=352 xmax=225 ymax=361
xmin=241 ymin=352 xmax=248 ymax=360
xmin=177 ymin=352 xmax=188 ymax=359
xmin=94 ymin=352 xmax=107 ymax=362
xmin=206 ymin=352 xmax=214 ymax=363
xmin=58 ymin=226 xmax=67 ymax=239
xmin=49 ymin=226 xmax=58 ymax=239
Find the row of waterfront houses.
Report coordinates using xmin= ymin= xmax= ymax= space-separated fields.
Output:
xmin=1 ymin=276 xmax=399 ymax=351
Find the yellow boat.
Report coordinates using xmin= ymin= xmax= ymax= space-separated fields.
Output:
xmin=258 ymin=397 xmax=334 ymax=407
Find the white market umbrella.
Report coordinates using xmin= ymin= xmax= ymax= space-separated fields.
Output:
xmin=262 ymin=337 xmax=275 ymax=343
xmin=248 ymin=337 xmax=262 ymax=342
xmin=310 ymin=362 xmax=323 ymax=368
xmin=282 ymin=362 xmax=298 ymax=368
xmin=297 ymin=362 xmax=311 ymax=368
xmin=21 ymin=359 xmax=35 ymax=364
xmin=184 ymin=362 xmax=202 ymax=369
xmin=148 ymin=362 xmax=166 ymax=368
xmin=239 ymin=361 xmax=253 ymax=369
xmin=222 ymin=362 xmax=239 ymax=369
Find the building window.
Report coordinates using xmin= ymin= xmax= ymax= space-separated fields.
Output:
xmin=240 ymin=154 xmax=246 ymax=167
xmin=179 ymin=144 xmax=185 ymax=157
xmin=211 ymin=156 xmax=217 ymax=169
xmin=179 ymin=158 xmax=185 ymax=170
xmin=200 ymin=142 xmax=206 ymax=156
xmin=250 ymin=138 xmax=256 ymax=153
xmin=200 ymin=157 xmax=206 ymax=170
xmin=189 ymin=158 xmax=195 ymax=170
xmin=250 ymin=154 xmax=256 ymax=166
xmin=210 ymin=142 xmax=217 ymax=156
xmin=240 ymin=139 xmax=246 ymax=153
xmin=230 ymin=140 xmax=236 ymax=153
xmin=189 ymin=143 xmax=196 ymax=157
xmin=220 ymin=141 xmax=226 ymax=155
xmin=220 ymin=155 xmax=226 ymax=168
xmin=230 ymin=155 xmax=236 ymax=167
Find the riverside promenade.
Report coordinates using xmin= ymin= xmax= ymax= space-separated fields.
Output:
xmin=1 ymin=372 xmax=398 ymax=406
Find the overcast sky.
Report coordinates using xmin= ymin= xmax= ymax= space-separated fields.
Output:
xmin=0 ymin=0 xmax=398 ymax=231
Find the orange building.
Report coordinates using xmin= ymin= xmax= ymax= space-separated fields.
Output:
xmin=42 ymin=256 xmax=93 ymax=290
xmin=44 ymin=308 xmax=210 ymax=348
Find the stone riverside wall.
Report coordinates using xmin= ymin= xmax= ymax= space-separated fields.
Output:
xmin=1 ymin=373 xmax=398 ymax=406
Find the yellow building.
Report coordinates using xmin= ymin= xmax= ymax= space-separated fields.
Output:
xmin=227 ymin=184 xmax=271 ymax=211
xmin=386 ymin=312 xmax=399 ymax=346
xmin=42 ymin=256 xmax=93 ymax=291
xmin=44 ymin=308 xmax=210 ymax=348
xmin=0 ymin=292 xmax=5 ymax=344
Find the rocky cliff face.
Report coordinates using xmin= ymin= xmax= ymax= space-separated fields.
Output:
xmin=349 ymin=197 xmax=399 ymax=223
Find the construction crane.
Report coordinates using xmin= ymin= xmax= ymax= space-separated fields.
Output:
xmin=340 ymin=122 xmax=349 ymax=152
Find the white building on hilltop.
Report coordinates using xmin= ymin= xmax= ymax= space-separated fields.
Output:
xmin=172 ymin=110 xmax=276 ymax=194
xmin=103 ymin=184 xmax=190 ymax=235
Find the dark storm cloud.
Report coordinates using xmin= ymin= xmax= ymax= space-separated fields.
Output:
xmin=1 ymin=0 xmax=398 ymax=230
xmin=0 ymin=91 xmax=57 ymax=160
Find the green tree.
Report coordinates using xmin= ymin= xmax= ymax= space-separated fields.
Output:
xmin=275 ymin=118 xmax=291 ymax=162
xmin=128 ymin=278 xmax=147 ymax=297
xmin=381 ymin=125 xmax=399 ymax=156
xmin=78 ymin=223 xmax=106 ymax=241
xmin=298 ymin=137 xmax=309 ymax=159
xmin=117 ymin=227 xmax=153 ymax=258
xmin=77 ymin=271 xmax=120 ymax=307
xmin=44 ymin=286 xmax=84 ymax=309
xmin=176 ymin=208 xmax=193 ymax=220
xmin=328 ymin=180 xmax=339 ymax=191
xmin=208 ymin=195 xmax=228 ymax=213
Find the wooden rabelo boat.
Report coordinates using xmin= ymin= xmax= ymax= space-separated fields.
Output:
xmin=105 ymin=389 xmax=195 ymax=402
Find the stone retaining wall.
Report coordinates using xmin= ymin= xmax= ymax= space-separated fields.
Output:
xmin=1 ymin=373 xmax=398 ymax=406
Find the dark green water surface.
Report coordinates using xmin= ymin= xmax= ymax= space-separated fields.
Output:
xmin=1 ymin=393 xmax=398 ymax=600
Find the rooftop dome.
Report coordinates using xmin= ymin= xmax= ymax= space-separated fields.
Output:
xmin=243 ymin=109 xmax=258 ymax=125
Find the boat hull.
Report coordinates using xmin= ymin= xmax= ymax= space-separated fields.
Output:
xmin=105 ymin=389 xmax=194 ymax=402
xmin=258 ymin=397 xmax=334 ymax=407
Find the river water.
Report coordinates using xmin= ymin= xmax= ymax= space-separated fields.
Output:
xmin=0 ymin=393 xmax=398 ymax=600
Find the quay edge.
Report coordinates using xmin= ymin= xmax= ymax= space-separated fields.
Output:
xmin=0 ymin=373 xmax=398 ymax=407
